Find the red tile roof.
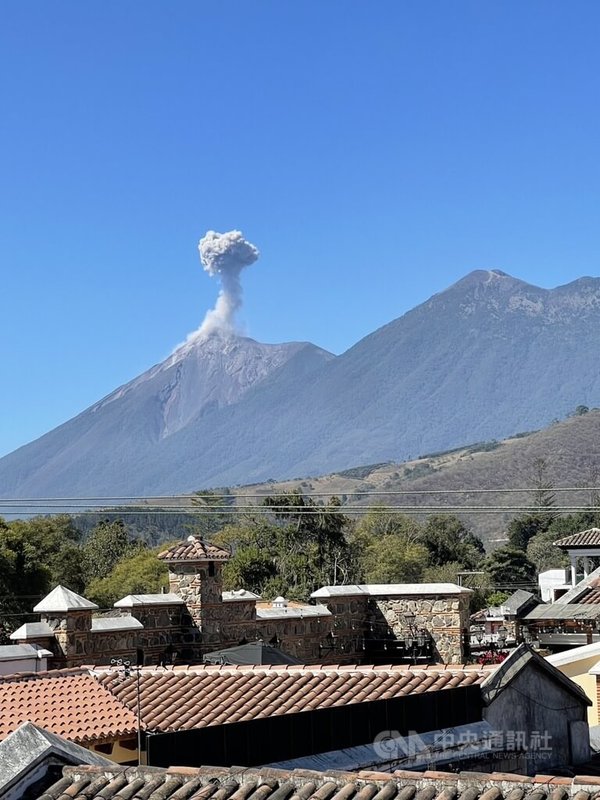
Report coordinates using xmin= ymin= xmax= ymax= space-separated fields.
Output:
xmin=33 ymin=764 xmax=600 ymax=800
xmin=0 ymin=668 xmax=138 ymax=744
xmin=157 ymin=535 xmax=230 ymax=562
xmin=554 ymin=528 xmax=600 ymax=548
xmin=96 ymin=663 xmax=489 ymax=732
xmin=577 ymin=587 xmax=600 ymax=605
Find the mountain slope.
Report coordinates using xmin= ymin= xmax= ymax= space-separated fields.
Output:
xmin=233 ymin=410 xmax=600 ymax=546
xmin=280 ymin=270 xmax=600 ymax=470
xmin=0 ymin=335 xmax=334 ymax=496
xmin=1 ymin=269 xmax=600 ymax=497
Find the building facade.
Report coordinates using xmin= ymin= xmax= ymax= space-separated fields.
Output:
xmin=10 ymin=536 xmax=472 ymax=667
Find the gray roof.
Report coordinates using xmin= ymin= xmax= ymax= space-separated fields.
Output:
xmin=114 ymin=593 xmax=184 ymax=607
xmin=10 ymin=622 xmax=54 ymax=640
xmin=203 ymin=641 xmax=302 ymax=666
xmin=263 ymin=720 xmax=496 ymax=772
xmin=310 ymin=584 xmax=366 ymax=598
xmin=91 ymin=616 xmax=144 ymax=632
xmin=0 ymin=644 xmax=52 ymax=661
xmin=0 ymin=722 xmax=111 ymax=800
xmin=33 ymin=585 xmax=98 ymax=613
xmin=480 ymin=642 xmax=591 ymax=707
xmin=256 ymin=603 xmax=331 ymax=619
xmin=523 ymin=603 xmax=600 ymax=621
xmin=222 ymin=589 xmax=262 ymax=602
xmin=311 ymin=583 xmax=471 ymax=599
xmin=500 ymin=589 xmax=537 ymax=615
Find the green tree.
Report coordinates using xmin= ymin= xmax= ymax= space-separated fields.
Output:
xmin=0 ymin=517 xmax=55 ymax=637
xmin=86 ymin=547 xmax=169 ymax=607
xmin=353 ymin=508 xmax=422 ymax=541
xmin=486 ymin=590 xmax=510 ymax=606
xmin=6 ymin=514 xmax=85 ymax=591
xmin=418 ymin=514 xmax=484 ymax=568
xmin=262 ymin=492 xmax=355 ymax=592
xmin=526 ymin=528 xmax=569 ymax=573
xmin=507 ymin=513 xmax=551 ymax=551
xmin=214 ymin=492 xmax=359 ymax=599
xmin=222 ymin=546 xmax=277 ymax=594
xmin=549 ymin=510 xmax=600 ymax=537
xmin=360 ymin=534 xmax=428 ymax=583
xmin=190 ymin=490 xmax=234 ymax=538
xmin=422 ymin=561 xmax=463 ymax=583
xmin=483 ymin=546 xmax=536 ymax=588
xmin=574 ymin=405 xmax=590 ymax=416
xmin=83 ymin=520 xmax=138 ymax=583
xmin=529 ymin=457 xmax=556 ymax=511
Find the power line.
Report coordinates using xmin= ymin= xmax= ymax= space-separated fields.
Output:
xmin=0 ymin=505 xmax=598 ymax=516
xmin=1 ymin=486 xmax=600 ymax=503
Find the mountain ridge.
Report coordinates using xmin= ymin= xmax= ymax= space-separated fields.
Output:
xmin=1 ymin=269 xmax=599 ymax=497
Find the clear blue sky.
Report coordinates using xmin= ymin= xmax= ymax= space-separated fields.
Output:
xmin=1 ymin=1 xmax=600 ymax=457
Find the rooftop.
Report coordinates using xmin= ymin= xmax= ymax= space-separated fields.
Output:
xmin=311 ymin=583 xmax=472 ymax=599
xmin=554 ymin=566 xmax=600 ymax=605
xmin=157 ymin=535 xmax=230 ymax=563
xmin=203 ymin=641 xmax=302 ymax=666
xmin=500 ymin=590 xmax=537 ymax=615
xmin=223 ymin=589 xmax=262 ymax=601
xmin=523 ymin=603 xmax=600 ymax=621
xmin=90 ymin=615 xmax=144 ymax=632
xmin=0 ymin=722 xmax=112 ymax=800
xmin=554 ymin=528 xmax=600 ymax=548
xmin=33 ymin=585 xmax=98 ymax=613
xmin=113 ymin=593 xmax=184 ymax=607
xmin=0 ymin=668 xmax=138 ymax=744
xmin=256 ymin=603 xmax=331 ymax=619
xmin=0 ymin=643 xmax=53 ymax=661
xmin=547 ymin=640 xmax=600 ymax=668
xmin=480 ymin=643 xmax=590 ymax=707
xmin=9 ymin=621 xmax=54 ymax=640
xmin=32 ymin=764 xmax=600 ymax=800
xmin=95 ymin=663 xmax=488 ymax=732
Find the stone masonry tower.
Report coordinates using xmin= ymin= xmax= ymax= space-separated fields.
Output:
xmin=157 ymin=536 xmax=230 ymax=648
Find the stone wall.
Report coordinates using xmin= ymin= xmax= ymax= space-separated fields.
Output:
xmin=168 ymin=564 xmax=224 ymax=646
xmin=40 ymin=610 xmax=93 ymax=667
xmin=368 ymin=593 xmax=471 ymax=663
xmin=20 ymin=582 xmax=469 ymax=668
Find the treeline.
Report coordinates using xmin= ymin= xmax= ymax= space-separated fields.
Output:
xmin=0 ymin=516 xmax=170 ymax=641
xmin=2 ymin=478 xmax=599 ymax=641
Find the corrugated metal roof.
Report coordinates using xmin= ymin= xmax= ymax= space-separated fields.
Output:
xmin=523 ymin=603 xmax=600 ymax=621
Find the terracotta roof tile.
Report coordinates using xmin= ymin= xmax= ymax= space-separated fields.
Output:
xmin=0 ymin=668 xmax=137 ymax=744
xmin=95 ymin=663 xmax=489 ymax=733
xmin=158 ymin=536 xmax=230 ymax=562
xmin=32 ymin=766 xmax=600 ymax=800
xmin=554 ymin=528 xmax=600 ymax=548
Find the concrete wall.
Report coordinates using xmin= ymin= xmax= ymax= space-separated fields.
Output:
xmin=553 ymin=657 xmax=599 ymax=725
xmin=0 ymin=657 xmax=48 ymax=675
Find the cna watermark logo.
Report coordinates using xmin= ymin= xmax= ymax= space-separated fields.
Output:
xmin=373 ymin=729 xmax=553 ymax=761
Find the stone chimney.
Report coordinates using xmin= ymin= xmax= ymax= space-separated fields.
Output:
xmin=157 ymin=536 xmax=230 ymax=646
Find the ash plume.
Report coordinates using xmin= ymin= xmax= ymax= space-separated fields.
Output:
xmin=193 ymin=229 xmax=260 ymax=338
